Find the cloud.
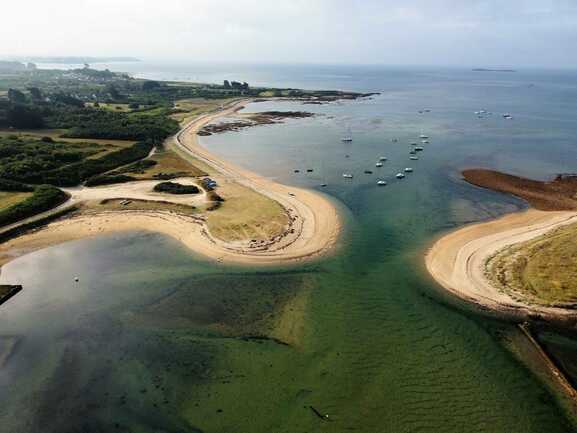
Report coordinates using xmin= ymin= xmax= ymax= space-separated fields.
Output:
xmin=1 ymin=0 xmax=576 ymax=67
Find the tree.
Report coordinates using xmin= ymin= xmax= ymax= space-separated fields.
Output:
xmin=28 ymin=87 xmax=43 ymax=101
xmin=8 ymin=89 xmax=27 ymax=104
xmin=223 ymin=80 xmax=231 ymax=89
xmin=107 ymin=84 xmax=121 ymax=100
xmin=242 ymin=82 xmax=249 ymax=90
xmin=142 ymin=80 xmax=161 ymax=91
xmin=7 ymin=105 xmax=45 ymax=129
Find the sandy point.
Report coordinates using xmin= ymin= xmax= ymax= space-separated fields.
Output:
xmin=0 ymin=99 xmax=342 ymax=267
xmin=425 ymin=209 xmax=577 ymax=327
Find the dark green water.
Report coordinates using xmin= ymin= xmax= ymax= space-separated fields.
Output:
xmin=2 ymin=67 xmax=577 ymax=432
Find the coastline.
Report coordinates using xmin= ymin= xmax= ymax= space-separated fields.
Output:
xmin=0 ymin=99 xmax=341 ymax=266
xmin=425 ymin=208 xmax=577 ymax=326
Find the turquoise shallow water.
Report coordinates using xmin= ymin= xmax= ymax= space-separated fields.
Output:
xmin=2 ymin=66 xmax=577 ymax=432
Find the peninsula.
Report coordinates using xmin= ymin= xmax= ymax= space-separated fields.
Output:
xmin=426 ymin=168 xmax=577 ymax=328
xmin=0 ymin=67 xmax=370 ymax=267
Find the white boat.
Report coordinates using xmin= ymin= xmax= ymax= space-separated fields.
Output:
xmin=379 ymin=157 xmax=387 ymax=161
xmin=415 ymin=146 xmax=424 ymax=151
xmin=410 ymin=156 xmax=419 ymax=160
xmin=341 ymin=127 xmax=353 ymax=142
xmin=376 ymin=162 xmax=383 ymax=167
xmin=377 ymin=180 xmax=387 ymax=186
xmin=420 ymin=134 xmax=429 ymax=139
xmin=343 ymin=173 xmax=353 ymax=179
xmin=396 ymin=173 xmax=405 ymax=179
xmin=421 ymin=140 xmax=429 ymax=144
xmin=404 ymin=167 xmax=414 ymax=173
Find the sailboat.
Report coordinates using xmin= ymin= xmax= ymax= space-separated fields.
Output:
xmin=341 ymin=127 xmax=353 ymax=142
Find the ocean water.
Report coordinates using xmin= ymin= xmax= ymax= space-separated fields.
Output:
xmin=2 ymin=64 xmax=577 ymax=432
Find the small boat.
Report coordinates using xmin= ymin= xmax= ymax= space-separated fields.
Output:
xmin=396 ymin=173 xmax=405 ymax=179
xmin=379 ymin=157 xmax=387 ymax=161
xmin=410 ymin=142 xmax=418 ymax=146
xmin=307 ymin=169 xmax=314 ymax=173
xmin=341 ymin=127 xmax=353 ymax=142
xmin=392 ymin=138 xmax=398 ymax=143
xmin=377 ymin=180 xmax=387 ymax=186
xmin=343 ymin=173 xmax=353 ymax=179
xmin=420 ymin=134 xmax=429 ymax=139
xmin=364 ymin=170 xmax=373 ymax=174
xmin=421 ymin=140 xmax=429 ymax=144
xmin=415 ymin=146 xmax=424 ymax=151
xmin=404 ymin=167 xmax=414 ymax=173
xmin=503 ymin=113 xmax=513 ymax=120
xmin=376 ymin=162 xmax=383 ymax=167
xmin=294 ymin=169 xmax=300 ymax=173
xmin=320 ymin=183 xmax=327 ymax=187
xmin=410 ymin=156 xmax=419 ymax=160
xmin=409 ymin=150 xmax=417 ymax=155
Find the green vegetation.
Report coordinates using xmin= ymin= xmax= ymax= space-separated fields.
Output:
xmin=0 ymin=134 xmax=153 ymax=187
xmin=153 ymin=181 xmax=200 ymax=195
xmin=84 ymin=174 xmax=136 ymax=187
xmin=486 ymin=223 xmax=577 ymax=306
xmin=0 ymin=185 xmax=67 ymax=227
xmin=0 ymin=191 xmax=33 ymax=211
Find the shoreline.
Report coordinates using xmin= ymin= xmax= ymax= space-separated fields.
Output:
xmin=0 ymin=99 xmax=341 ymax=266
xmin=425 ymin=208 xmax=577 ymax=327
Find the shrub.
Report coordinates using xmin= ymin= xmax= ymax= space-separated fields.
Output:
xmin=0 ymin=178 xmax=34 ymax=192
xmin=85 ymin=174 xmax=136 ymax=187
xmin=153 ymin=181 xmax=200 ymax=195
xmin=0 ymin=185 xmax=68 ymax=227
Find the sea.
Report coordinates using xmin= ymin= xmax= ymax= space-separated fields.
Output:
xmin=1 ymin=61 xmax=577 ymax=432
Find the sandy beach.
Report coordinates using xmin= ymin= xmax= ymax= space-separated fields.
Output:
xmin=426 ymin=209 xmax=577 ymax=323
xmin=0 ymin=100 xmax=341 ymax=266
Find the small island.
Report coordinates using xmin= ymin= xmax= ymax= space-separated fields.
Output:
xmin=472 ymin=68 xmax=517 ymax=73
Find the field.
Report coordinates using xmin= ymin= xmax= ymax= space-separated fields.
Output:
xmin=486 ymin=222 xmax=577 ymax=306
xmin=0 ymin=129 xmax=134 ymax=158
xmin=107 ymin=148 xmax=207 ymax=180
xmin=171 ymin=98 xmax=234 ymax=125
xmin=205 ymin=182 xmax=289 ymax=242
xmin=0 ymin=191 xmax=33 ymax=211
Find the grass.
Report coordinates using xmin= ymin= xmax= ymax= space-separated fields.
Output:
xmin=130 ymin=149 xmax=207 ymax=179
xmin=0 ymin=129 xmax=135 ymax=159
xmin=86 ymin=103 xmax=132 ymax=112
xmin=162 ymin=141 xmax=290 ymax=243
xmin=486 ymin=222 xmax=577 ymax=306
xmin=171 ymin=98 xmax=234 ymax=125
xmin=0 ymin=191 xmax=33 ymax=211
xmin=205 ymin=182 xmax=289 ymax=242
xmin=87 ymin=198 xmax=198 ymax=216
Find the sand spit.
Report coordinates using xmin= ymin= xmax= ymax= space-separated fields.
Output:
xmin=0 ymin=100 xmax=341 ymax=266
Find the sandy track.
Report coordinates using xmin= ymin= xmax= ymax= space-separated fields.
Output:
xmin=425 ymin=209 xmax=577 ymax=322
xmin=0 ymin=100 xmax=341 ymax=266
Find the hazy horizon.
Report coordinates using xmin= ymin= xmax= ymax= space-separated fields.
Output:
xmin=2 ymin=0 xmax=577 ymax=68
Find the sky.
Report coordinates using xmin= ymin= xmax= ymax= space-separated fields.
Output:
xmin=2 ymin=0 xmax=577 ymax=67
